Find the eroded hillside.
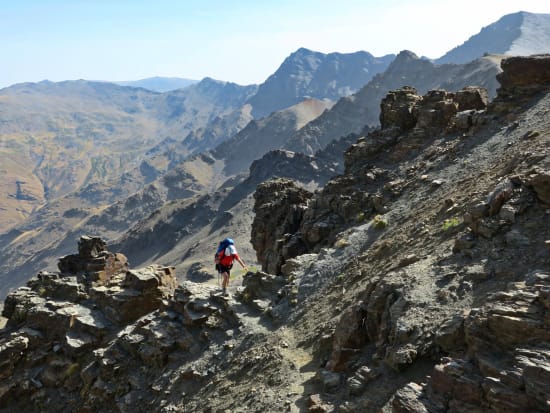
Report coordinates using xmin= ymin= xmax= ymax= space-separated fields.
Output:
xmin=0 ymin=78 xmax=257 ymax=233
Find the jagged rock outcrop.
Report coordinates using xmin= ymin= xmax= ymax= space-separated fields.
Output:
xmin=379 ymin=86 xmax=423 ymax=131
xmin=345 ymin=85 xmax=489 ymax=171
xmin=251 ymin=179 xmax=313 ymax=274
xmin=251 ymin=85 xmax=491 ymax=274
xmin=0 ymin=237 xmax=241 ymax=412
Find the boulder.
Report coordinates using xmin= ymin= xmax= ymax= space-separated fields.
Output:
xmin=455 ymin=86 xmax=488 ymax=111
xmin=326 ymin=302 xmax=368 ymax=371
xmin=379 ymin=86 xmax=422 ymax=131
xmin=527 ymin=168 xmax=550 ymax=204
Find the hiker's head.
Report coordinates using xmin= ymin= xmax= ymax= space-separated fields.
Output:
xmin=222 ymin=238 xmax=234 ymax=245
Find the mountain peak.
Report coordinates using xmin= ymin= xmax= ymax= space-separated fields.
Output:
xmin=394 ymin=50 xmax=420 ymax=62
xmin=292 ymin=47 xmax=316 ymax=55
xmin=247 ymin=48 xmax=395 ymax=118
xmin=435 ymin=11 xmax=550 ymax=64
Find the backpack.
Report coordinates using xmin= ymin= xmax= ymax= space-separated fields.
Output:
xmin=215 ymin=238 xmax=234 ymax=268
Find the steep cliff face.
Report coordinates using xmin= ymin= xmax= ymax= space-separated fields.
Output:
xmin=1 ymin=55 xmax=550 ymax=413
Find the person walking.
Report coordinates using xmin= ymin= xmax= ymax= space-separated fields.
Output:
xmin=215 ymin=238 xmax=247 ymax=296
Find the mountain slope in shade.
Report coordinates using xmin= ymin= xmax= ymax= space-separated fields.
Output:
xmin=112 ymin=76 xmax=198 ymax=92
xmin=247 ymin=48 xmax=395 ymax=118
xmin=283 ymin=51 xmax=503 ymax=155
xmin=436 ymin=11 xmax=550 ymax=64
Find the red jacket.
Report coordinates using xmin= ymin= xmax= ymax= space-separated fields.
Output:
xmin=217 ymin=245 xmax=239 ymax=267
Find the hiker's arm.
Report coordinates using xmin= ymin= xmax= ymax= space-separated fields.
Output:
xmin=236 ymin=256 xmax=247 ymax=271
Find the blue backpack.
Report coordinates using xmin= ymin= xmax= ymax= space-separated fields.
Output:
xmin=215 ymin=238 xmax=234 ymax=268
xmin=217 ymin=238 xmax=234 ymax=254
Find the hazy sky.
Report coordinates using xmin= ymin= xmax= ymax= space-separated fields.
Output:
xmin=2 ymin=0 xmax=550 ymax=88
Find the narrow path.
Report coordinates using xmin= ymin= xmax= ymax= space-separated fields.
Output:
xmin=277 ymin=326 xmax=319 ymax=412
xmin=208 ymin=276 xmax=320 ymax=412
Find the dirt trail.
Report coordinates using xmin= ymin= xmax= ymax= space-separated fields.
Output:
xmin=212 ymin=275 xmax=321 ymax=412
xmin=278 ymin=326 xmax=319 ymax=412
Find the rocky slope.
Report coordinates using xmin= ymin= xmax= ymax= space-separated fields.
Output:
xmin=246 ymin=48 xmax=395 ymax=118
xmin=436 ymin=11 xmax=550 ymax=64
xmin=1 ymin=54 xmax=549 ymax=413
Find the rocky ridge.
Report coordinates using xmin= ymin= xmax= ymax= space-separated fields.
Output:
xmin=282 ymin=51 xmax=502 ymax=156
xmin=0 ymin=236 xmax=242 ymax=412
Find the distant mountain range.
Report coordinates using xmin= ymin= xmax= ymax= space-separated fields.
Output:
xmin=247 ymin=48 xmax=395 ymax=118
xmin=436 ymin=11 xmax=550 ymax=64
xmin=112 ymin=76 xmax=198 ymax=92
xmin=0 ymin=78 xmax=256 ymax=232
xmin=1 ymin=11 xmax=550 ymax=298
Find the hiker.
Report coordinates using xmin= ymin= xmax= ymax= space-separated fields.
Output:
xmin=215 ymin=238 xmax=247 ymax=295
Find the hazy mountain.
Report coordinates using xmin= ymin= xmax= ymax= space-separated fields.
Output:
xmin=283 ymin=50 xmax=503 ymax=154
xmin=247 ymin=48 xmax=395 ymax=118
xmin=436 ymin=11 xmax=550 ymax=64
xmin=0 ymin=78 xmax=256 ymax=233
xmin=112 ymin=76 xmax=198 ymax=92
xmin=180 ymin=104 xmax=254 ymax=155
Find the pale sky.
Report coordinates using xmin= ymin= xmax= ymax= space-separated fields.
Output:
xmin=2 ymin=0 xmax=550 ymax=88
